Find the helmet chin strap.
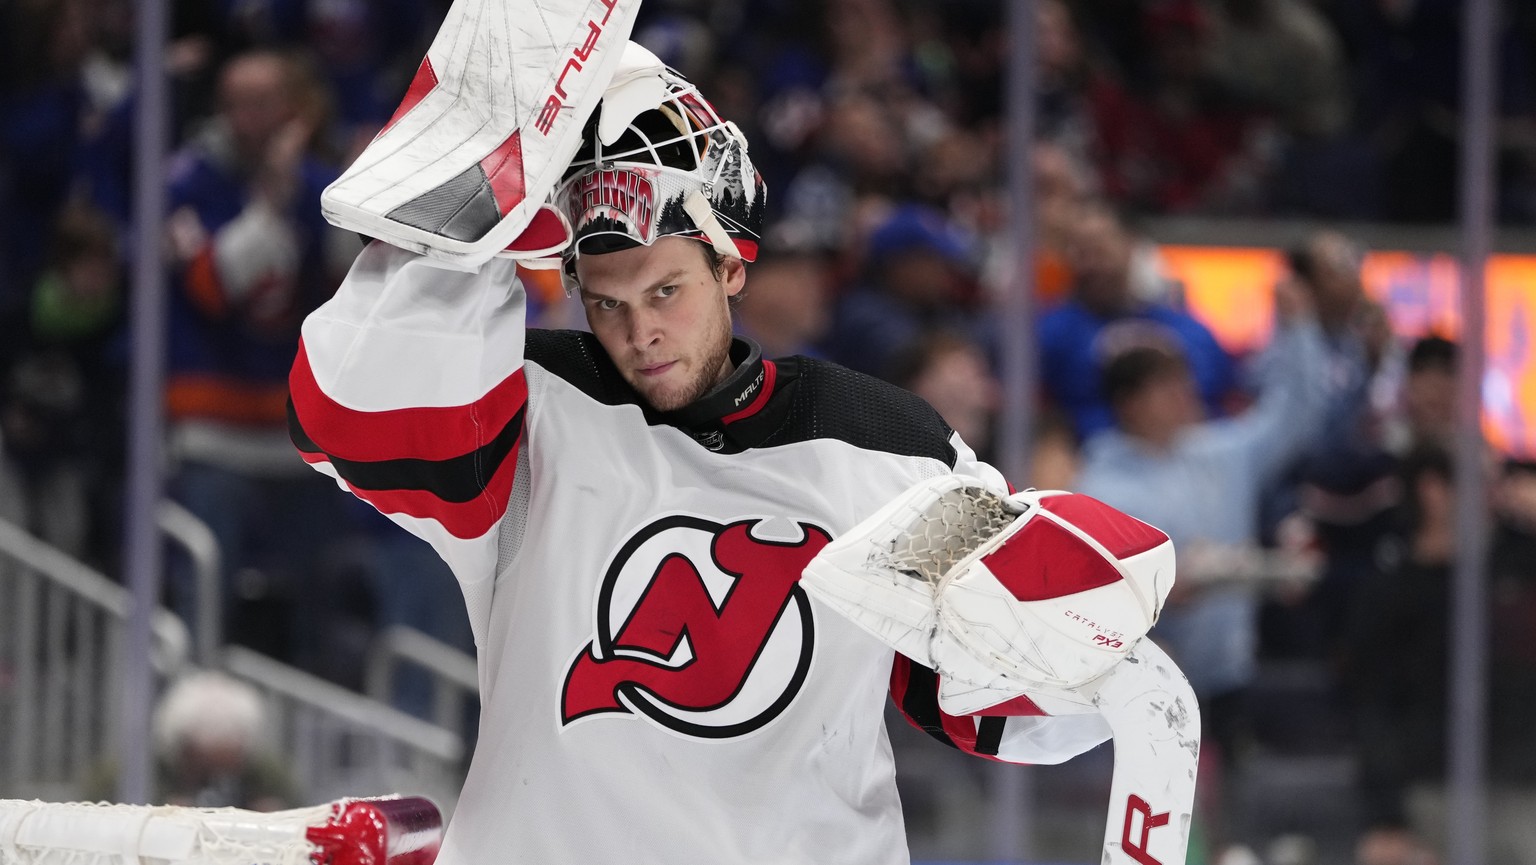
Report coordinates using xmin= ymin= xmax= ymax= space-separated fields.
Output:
xmin=683 ymin=190 xmax=740 ymax=259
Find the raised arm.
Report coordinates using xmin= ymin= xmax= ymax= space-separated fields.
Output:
xmin=288 ymin=241 xmax=529 ymax=642
xmin=1214 ymin=277 xmax=1330 ymax=486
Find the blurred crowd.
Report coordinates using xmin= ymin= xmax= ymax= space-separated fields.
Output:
xmin=3 ymin=0 xmax=1536 ymax=862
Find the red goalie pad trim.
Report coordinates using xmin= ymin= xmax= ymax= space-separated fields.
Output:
xmin=974 ymin=693 xmax=1047 ymax=716
xmin=1039 ymin=493 xmax=1168 ymax=560
xmin=481 ymin=130 xmax=527 ymax=216
xmin=381 ymin=58 xmax=439 ymax=136
xmin=983 ymin=517 xmax=1123 ymax=603
xmin=505 ymin=204 xmax=572 ymax=253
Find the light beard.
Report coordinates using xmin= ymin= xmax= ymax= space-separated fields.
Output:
xmin=633 ymin=308 xmax=734 ymax=413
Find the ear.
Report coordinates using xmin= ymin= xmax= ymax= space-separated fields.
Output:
xmin=720 ymin=256 xmax=747 ymax=298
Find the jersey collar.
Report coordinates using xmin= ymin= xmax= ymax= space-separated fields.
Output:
xmin=663 ymin=337 xmax=771 ymax=429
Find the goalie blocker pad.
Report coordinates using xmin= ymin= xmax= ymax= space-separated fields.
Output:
xmin=320 ymin=0 xmax=641 ymax=270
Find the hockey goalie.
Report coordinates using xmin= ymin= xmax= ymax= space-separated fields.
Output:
xmin=0 ymin=2 xmax=1200 ymax=863
xmin=89 ymin=0 xmax=1194 ymax=863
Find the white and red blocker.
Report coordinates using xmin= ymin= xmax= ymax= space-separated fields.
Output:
xmin=937 ymin=489 xmax=1174 ymax=692
xmin=320 ymin=0 xmax=641 ymax=269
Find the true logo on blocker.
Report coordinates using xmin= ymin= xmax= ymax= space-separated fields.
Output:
xmin=561 ymin=516 xmax=831 ymax=738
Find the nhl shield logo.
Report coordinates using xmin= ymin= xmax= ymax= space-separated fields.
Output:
xmin=561 ymin=515 xmax=831 ymax=738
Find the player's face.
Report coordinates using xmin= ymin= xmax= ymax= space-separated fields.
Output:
xmin=1129 ymin=370 xmax=1202 ymax=444
xmin=1067 ymin=209 xmax=1133 ymax=313
xmin=219 ymin=54 xmax=295 ymax=159
xmin=576 ymin=237 xmax=745 ymax=412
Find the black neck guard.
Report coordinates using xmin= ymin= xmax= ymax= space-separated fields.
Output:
xmin=661 ymin=337 xmax=767 ymax=429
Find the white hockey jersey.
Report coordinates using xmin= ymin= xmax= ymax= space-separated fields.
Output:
xmin=289 ymin=242 xmax=1112 ymax=864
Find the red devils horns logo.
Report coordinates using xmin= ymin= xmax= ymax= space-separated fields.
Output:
xmin=561 ymin=516 xmax=831 ymax=738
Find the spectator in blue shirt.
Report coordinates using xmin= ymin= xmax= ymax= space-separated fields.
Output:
xmin=160 ymin=49 xmax=355 ymax=674
xmin=1075 ymin=275 xmax=1327 ymax=766
xmin=825 ymin=203 xmax=990 ymax=380
xmin=1039 ymin=202 xmax=1236 ymax=440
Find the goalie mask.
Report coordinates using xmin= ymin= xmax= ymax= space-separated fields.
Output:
xmin=554 ymin=43 xmax=765 ymax=280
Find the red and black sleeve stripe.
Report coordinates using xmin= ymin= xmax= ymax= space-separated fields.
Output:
xmin=288 ymin=339 xmax=529 ymax=540
xmin=889 ymin=655 xmax=1046 ymax=762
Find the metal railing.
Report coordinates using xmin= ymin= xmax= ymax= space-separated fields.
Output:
xmin=1 ymin=511 xmax=470 ymax=813
xmin=0 ymin=518 xmax=190 ymax=800
xmin=156 ymin=500 xmax=222 ymax=667
xmin=364 ymin=625 xmax=479 ymax=733
xmin=224 ymin=645 xmax=466 ymax=811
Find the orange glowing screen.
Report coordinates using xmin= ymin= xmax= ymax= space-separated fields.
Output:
xmin=1161 ymin=246 xmax=1536 ymax=458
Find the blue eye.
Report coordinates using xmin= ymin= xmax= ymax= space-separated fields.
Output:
xmin=596 ymin=298 xmax=620 ymax=311
xmin=657 ymin=285 xmax=678 ymax=298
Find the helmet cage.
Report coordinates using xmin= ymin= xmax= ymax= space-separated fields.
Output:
xmin=555 ymin=67 xmax=764 ymax=283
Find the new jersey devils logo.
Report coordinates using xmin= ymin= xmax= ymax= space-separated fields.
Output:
xmin=561 ymin=516 xmax=831 ymax=738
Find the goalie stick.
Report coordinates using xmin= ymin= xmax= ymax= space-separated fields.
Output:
xmin=1017 ymin=641 xmax=1200 ymax=865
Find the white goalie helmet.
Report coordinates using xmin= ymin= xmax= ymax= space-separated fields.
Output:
xmin=554 ymin=42 xmax=765 ymax=281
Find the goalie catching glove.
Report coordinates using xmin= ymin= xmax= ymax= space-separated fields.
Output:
xmin=801 ymin=476 xmax=1175 ymax=712
xmin=804 ymin=479 xmax=1198 ymax=865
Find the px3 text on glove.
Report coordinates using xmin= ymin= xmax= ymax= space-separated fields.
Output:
xmin=801 ymin=477 xmax=1175 ymax=704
